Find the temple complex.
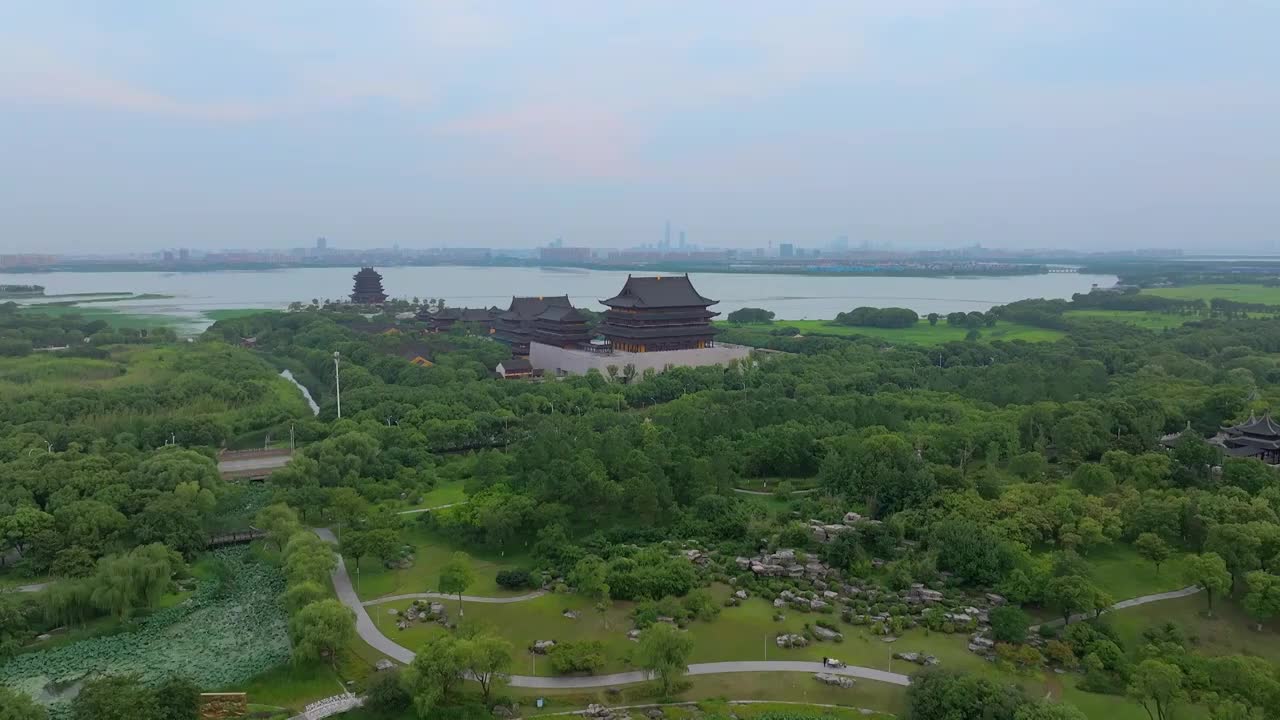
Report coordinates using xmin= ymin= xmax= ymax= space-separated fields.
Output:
xmin=349 ymin=267 xmax=388 ymax=304
xmin=494 ymin=296 xmax=576 ymax=355
xmin=1213 ymin=414 xmax=1280 ymax=463
xmin=419 ymin=306 xmax=499 ymax=333
xmin=598 ymin=275 xmax=720 ymax=352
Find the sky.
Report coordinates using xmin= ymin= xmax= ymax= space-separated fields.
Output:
xmin=1 ymin=1 xmax=1277 ymax=253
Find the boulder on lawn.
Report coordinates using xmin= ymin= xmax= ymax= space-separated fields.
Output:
xmin=813 ymin=626 xmax=843 ymax=642
xmin=814 ymin=673 xmax=854 ymax=689
xmin=531 ymin=640 xmax=556 ymax=654
xmin=563 ymin=610 xmax=580 ymax=619
xmin=776 ymin=633 xmax=808 ymax=648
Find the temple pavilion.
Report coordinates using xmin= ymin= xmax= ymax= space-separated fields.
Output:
xmin=349 ymin=267 xmax=388 ymax=304
xmin=597 ymin=274 xmax=720 ymax=353
xmin=1213 ymin=414 xmax=1280 ymax=463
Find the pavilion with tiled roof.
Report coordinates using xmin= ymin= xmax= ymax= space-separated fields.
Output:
xmin=597 ymin=274 xmax=720 ymax=353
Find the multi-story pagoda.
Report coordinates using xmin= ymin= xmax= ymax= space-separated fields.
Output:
xmin=350 ymin=267 xmax=387 ymax=304
xmin=494 ymin=296 xmax=575 ymax=355
xmin=1212 ymin=414 xmax=1280 ymax=463
xmin=597 ymin=274 xmax=719 ymax=353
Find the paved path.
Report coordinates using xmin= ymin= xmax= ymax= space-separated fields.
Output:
xmin=362 ymin=590 xmax=546 ymax=607
xmin=316 ymin=525 xmax=1198 ymax=691
xmin=315 ymin=528 xmax=908 ymax=688
xmin=217 ymin=454 xmax=293 ymax=475
xmin=1034 ymin=585 xmax=1202 ymax=629
xmin=731 ymin=487 xmax=819 ymax=497
xmin=396 ymin=501 xmax=468 ymax=516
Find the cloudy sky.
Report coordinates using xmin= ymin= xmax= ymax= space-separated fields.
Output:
xmin=1 ymin=1 xmax=1276 ymax=253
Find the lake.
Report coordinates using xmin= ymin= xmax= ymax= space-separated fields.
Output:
xmin=2 ymin=266 xmax=1115 ymax=327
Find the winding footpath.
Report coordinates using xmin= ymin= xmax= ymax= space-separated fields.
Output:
xmin=314 ymin=527 xmax=1203 ymax=690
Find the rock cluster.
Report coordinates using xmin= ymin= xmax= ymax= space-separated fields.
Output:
xmin=531 ymin=640 xmax=556 ymax=654
xmin=814 ymin=673 xmax=855 ymax=688
xmin=893 ymin=651 xmax=940 ymax=666
xmin=776 ymin=633 xmax=809 ymax=648
xmin=583 ymin=704 xmax=632 ymax=720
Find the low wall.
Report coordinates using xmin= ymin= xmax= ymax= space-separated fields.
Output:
xmin=529 ymin=342 xmax=752 ymax=379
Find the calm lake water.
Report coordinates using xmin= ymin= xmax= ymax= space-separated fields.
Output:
xmin=2 ymin=266 xmax=1115 ymax=326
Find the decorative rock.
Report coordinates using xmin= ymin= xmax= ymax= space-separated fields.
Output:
xmin=563 ymin=610 xmax=580 ymax=619
xmin=814 ymin=673 xmax=854 ymax=688
xmin=813 ymin=626 xmax=844 ymax=642
xmin=375 ymin=659 xmax=396 ymax=671
xmin=776 ymin=633 xmax=808 ymax=648
xmin=822 ymin=590 xmax=839 ymax=600
xmin=843 ymin=512 xmax=863 ymax=525
xmin=773 ymin=598 xmax=786 ymax=608
xmin=734 ymin=590 xmax=748 ymax=600
xmin=809 ymin=599 xmax=829 ymax=611
xmin=531 ymin=640 xmax=556 ymax=654
xmin=627 ymin=629 xmax=642 ymax=641
xmin=986 ymin=593 xmax=1007 ymax=606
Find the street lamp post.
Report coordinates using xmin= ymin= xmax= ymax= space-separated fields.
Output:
xmin=333 ymin=351 xmax=342 ymax=418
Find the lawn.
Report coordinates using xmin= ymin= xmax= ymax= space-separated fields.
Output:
xmin=1146 ymin=284 xmax=1280 ymax=305
xmin=721 ymin=319 xmax=1063 ymax=345
xmin=1105 ymin=593 xmax=1280 ymax=664
xmin=352 ymin=526 xmax=529 ymax=601
xmin=1063 ymin=309 xmax=1195 ymax=330
xmin=17 ymin=304 xmax=182 ymax=329
xmin=204 ymin=308 xmax=281 ymax=322
xmin=1084 ymin=545 xmax=1190 ymax=601
xmin=408 ymin=479 xmax=468 ymax=510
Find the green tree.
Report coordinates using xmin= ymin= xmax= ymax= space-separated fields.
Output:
xmin=255 ymin=504 xmax=301 ymax=552
xmin=570 ymin=555 xmax=612 ymax=628
xmin=1242 ymin=571 xmax=1280 ymax=630
xmin=438 ymin=551 xmax=475 ymax=617
xmin=1072 ymin=463 xmax=1115 ymax=495
xmin=153 ymin=676 xmax=201 ymax=720
xmin=1134 ymin=533 xmax=1173 ymax=575
xmin=1044 ymin=575 xmax=1100 ymax=625
xmin=1183 ymin=552 xmax=1232 ymax=614
xmin=363 ymin=669 xmax=411 ymax=717
xmin=405 ymin=634 xmax=466 ymax=716
xmin=72 ymin=675 xmax=157 ymax=720
xmin=906 ymin=669 xmax=1026 ymax=720
xmin=1128 ymin=659 xmax=1185 ymax=720
xmin=1 ymin=506 xmax=54 ymax=557
xmin=0 ymin=684 xmax=48 ymax=720
xmin=290 ymin=599 xmax=355 ymax=669
xmin=465 ymin=634 xmax=513 ymax=705
xmin=281 ymin=581 xmax=327 ymax=614
xmin=1014 ymin=700 xmax=1087 ymax=720
xmin=989 ymin=605 xmax=1031 ymax=644
xmin=1206 ymin=524 xmax=1263 ymax=591
xmin=637 ymin=623 xmax=694 ymax=698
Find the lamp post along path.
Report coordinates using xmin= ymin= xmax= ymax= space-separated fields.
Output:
xmin=333 ymin=351 xmax=342 ymax=418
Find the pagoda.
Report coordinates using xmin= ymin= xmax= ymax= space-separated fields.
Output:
xmin=1212 ymin=414 xmax=1280 ymax=464
xmin=495 ymin=296 xmax=574 ymax=355
xmin=350 ymin=267 xmax=387 ymax=304
xmin=597 ymin=274 xmax=719 ymax=353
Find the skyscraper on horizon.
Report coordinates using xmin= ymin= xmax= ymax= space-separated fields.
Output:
xmin=664 ymin=220 xmax=671 ymax=250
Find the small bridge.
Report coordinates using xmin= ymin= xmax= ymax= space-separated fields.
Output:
xmin=207 ymin=529 xmax=267 ymax=548
xmin=217 ymin=448 xmax=294 ymax=480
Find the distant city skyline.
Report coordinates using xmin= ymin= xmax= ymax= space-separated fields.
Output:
xmin=1 ymin=2 xmax=1277 ymax=253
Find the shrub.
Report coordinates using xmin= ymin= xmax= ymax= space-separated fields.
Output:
xmin=364 ymin=669 xmax=411 ymax=716
xmin=548 ymin=641 xmax=607 ymax=675
xmin=495 ymin=569 xmax=532 ymax=590
xmin=989 ymin=605 xmax=1031 ymax=644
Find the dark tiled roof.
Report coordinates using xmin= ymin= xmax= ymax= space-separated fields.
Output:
xmin=499 ymin=357 xmax=533 ymax=372
xmin=536 ymin=306 xmax=587 ymax=322
xmin=601 ymin=275 xmax=715 ymax=309
xmin=1227 ymin=414 xmax=1280 ymax=438
xmin=507 ymin=295 xmax=572 ymax=318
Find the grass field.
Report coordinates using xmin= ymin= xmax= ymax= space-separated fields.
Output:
xmin=17 ymin=303 xmax=182 ymax=329
xmin=1106 ymin=593 xmax=1280 ymax=664
xmin=723 ymin=319 xmax=1063 ymax=344
xmin=1146 ymin=284 xmax=1280 ymax=304
xmin=1063 ymin=309 xmax=1195 ymax=330
xmin=1084 ymin=545 xmax=1190 ymax=601
xmin=408 ymin=480 xmax=468 ymax=510
xmin=203 ymin=308 xmax=280 ymax=322
xmin=353 ymin=526 xmax=529 ymax=600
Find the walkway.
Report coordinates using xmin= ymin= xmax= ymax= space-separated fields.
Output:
xmin=396 ymin=501 xmax=468 ymax=516
xmin=362 ymin=590 xmax=545 ymax=607
xmin=731 ymin=487 xmax=818 ymax=497
xmin=1034 ymin=585 xmax=1202 ymax=629
xmin=314 ymin=527 xmax=908 ymax=688
xmin=315 ymin=525 xmax=1202 ymax=691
